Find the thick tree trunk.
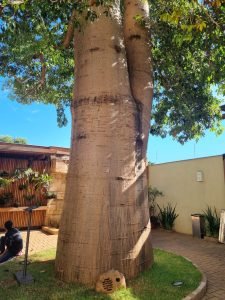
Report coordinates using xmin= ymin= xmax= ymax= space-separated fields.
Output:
xmin=55 ymin=1 xmax=153 ymax=285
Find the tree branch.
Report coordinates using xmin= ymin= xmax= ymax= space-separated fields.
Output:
xmin=62 ymin=10 xmax=76 ymax=48
xmin=123 ymin=0 xmax=153 ymax=109
xmin=0 ymin=5 xmax=3 ymax=16
xmin=198 ymin=2 xmax=220 ymax=28
xmin=14 ymin=53 xmax=46 ymax=93
xmin=39 ymin=53 xmax=46 ymax=86
xmin=123 ymin=0 xmax=153 ymax=161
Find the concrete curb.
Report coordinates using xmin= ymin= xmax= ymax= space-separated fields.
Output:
xmin=183 ymin=261 xmax=207 ymax=300
xmin=154 ymin=248 xmax=207 ymax=300
xmin=42 ymin=226 xmax=59 ymax=235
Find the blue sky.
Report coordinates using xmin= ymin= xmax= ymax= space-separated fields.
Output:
xmin=0 ymin=78 xmax=224 ymax=164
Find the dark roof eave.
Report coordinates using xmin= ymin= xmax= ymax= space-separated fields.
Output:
xmin=0 ymin=142 xmax=70 ymax=156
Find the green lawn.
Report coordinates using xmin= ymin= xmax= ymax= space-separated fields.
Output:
xmin=0 ymin=248 xmax=201 ymax=300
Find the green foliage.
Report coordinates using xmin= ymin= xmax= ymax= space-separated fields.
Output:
xmin=203 ymin=206 xmax=220 ymax=237
xmin=0 ymin=192 xmax=13 ymax=205
xmin=0 ymin=248 xmax=201 ymax=300
xmin=133 ymin=14 xmax=147 ymax=27
xmin=0 ymin=177 xmax=11 ymax=188
xmin=45 ymin=191 xmax=57 ymax=199
xmin=14 ymin=168 xmax=52 ymax=205
xmin=13 ymin=137 xmax=28 ymax=144
xmin=158 ymin=203 xmax=179 ymax=230
xmin=32 ymin=172 xmax=52 ymax=190
xmin=0 ymin=1 xmax=225 ymax=141
xmin=149 ymin=0 xmax=225 ymax=143
xmin=0 ymin=167 xmax=52 ymax=206
xmin=0 ymin=135 xmax=28 ymax=144
xmin=0 ymin=170 xmax=12 ymax=191
xmin=148 ymin=186 xmax=164 ymax=216
xmin=0 ymin=170 xmax=9 ymax=177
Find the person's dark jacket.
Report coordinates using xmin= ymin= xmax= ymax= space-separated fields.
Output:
xmin=5 ymin=228 xmax=23 ymax=255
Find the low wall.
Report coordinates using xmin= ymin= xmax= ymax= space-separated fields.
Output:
xmin=44 ymin=156 xmax=68 ymax=228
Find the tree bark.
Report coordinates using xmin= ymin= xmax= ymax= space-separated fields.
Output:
xmin=55 ymin=1 xmax=153 ymax=285
xmin=124 ymin=0 xmax=153 ymax=157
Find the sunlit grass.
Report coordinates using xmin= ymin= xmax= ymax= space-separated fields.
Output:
xmin=0 ymin=248 xmax=201 ymax=300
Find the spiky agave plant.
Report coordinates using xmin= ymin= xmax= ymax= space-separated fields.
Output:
xmin=158 ymin=203 xmax=179 ymax=230
xmin=203 ymin=206 xmax=220 ymax=237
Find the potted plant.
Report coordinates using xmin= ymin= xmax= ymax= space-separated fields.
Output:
xmin=18 ymin=183 xmax=28 ymax=191
xmin=0 ymin=192 xmax=13 ymax=206
xmin=0 ymin=177 xmax=11 ymax=188
xmin=148 ymin=187 xmax=163 ymax=228
xmin=24 ymin=194 xmax=35 ymax=202
xmin=0 ymin=170 xmax=9 ymax=178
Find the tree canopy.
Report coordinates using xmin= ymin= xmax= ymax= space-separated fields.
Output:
xmin=0 ymin=0 xmax=224 ymax=143
xmin=0 ymin=135 xmax=28 ymax=144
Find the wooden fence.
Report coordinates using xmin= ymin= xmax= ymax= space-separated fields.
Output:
xmin=0 ymin=206 xmax=47 ymax=230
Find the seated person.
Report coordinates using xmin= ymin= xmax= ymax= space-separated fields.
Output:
xmin=0 ymin=220 xmax=23 ymax=264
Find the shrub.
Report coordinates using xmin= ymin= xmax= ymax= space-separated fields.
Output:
xmin=0 ymin=192 xmax=13 ymax=206
xmin=203 ymin=206 xmax=220 ymax=238
xmin=148 ymin=186 xmax=163 ymax=216
xmin=0 ymin=177 xmax=11 ymax=188
xmin=158 ymin=203 xmax=178 ymax=230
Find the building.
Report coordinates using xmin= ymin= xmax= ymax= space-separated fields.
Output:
xmin=0 ymin=142 xmax=69 ymax=229
xmin=149 ymin=155 xmax=225 ymax=234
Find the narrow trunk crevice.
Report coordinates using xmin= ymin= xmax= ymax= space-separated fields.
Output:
xmin=134 ymin=97 xmax=144 ymax=165
xmin=76 ymin=133 xmax=87 ymax=140
xmin=129 ymin=34 xmax=141 ymax=40
xmin=89 ymin=47 xmax=100 ymax=52
xmin=115 ymin=176 xmax=125 ymax=180
xmin=114 ymin=44 xmax=122 ymax=53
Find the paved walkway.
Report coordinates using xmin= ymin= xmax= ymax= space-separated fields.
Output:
xmin=19 ymin=229 xmax=225 ymax=299
xmin=152 ymin=229 xmax=225 ymax=300
xmin=20 ymin=230 xmax=58 ymax=254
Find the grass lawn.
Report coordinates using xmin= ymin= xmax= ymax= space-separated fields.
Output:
xmin=0 ymin=248 xmax=201 ymax=300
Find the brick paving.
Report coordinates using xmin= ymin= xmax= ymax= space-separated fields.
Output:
xmin=152 ymin=229 xmax=225 ymax=300
xmin=20 ymin=229 xmax=58 ymax=255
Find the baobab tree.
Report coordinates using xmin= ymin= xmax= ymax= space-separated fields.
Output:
xmin=56 ymin=0 xmax=154 ymax=284
xmin=0 ymin=0 xmax=224 ymax=285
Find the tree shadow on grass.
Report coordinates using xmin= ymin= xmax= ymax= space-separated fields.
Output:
xmin=0 ymin=259 xmax=112 ymax=300
xmin=0 ymin=249 xmax=201 ymax=300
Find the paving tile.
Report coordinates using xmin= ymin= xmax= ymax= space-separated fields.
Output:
xmin=20 ymin=230 xmax=58 ymax=255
